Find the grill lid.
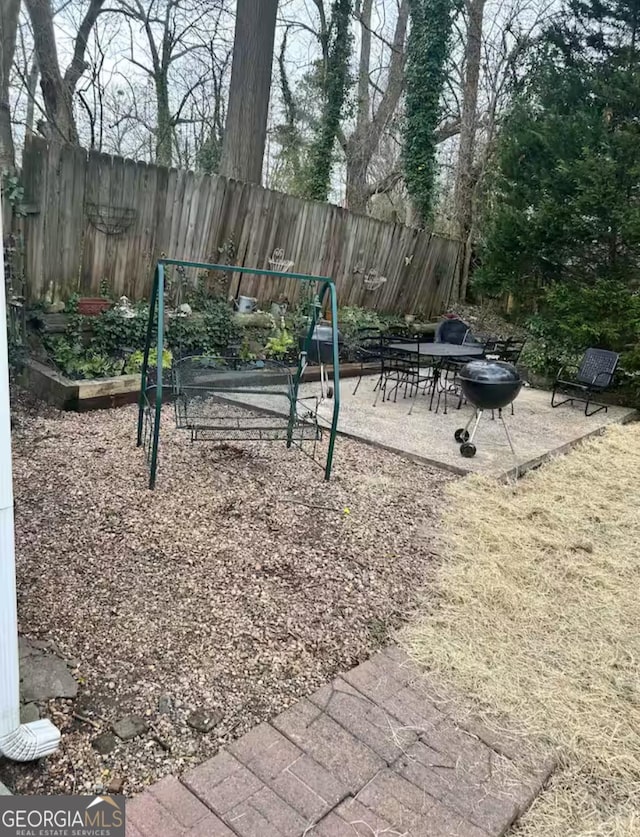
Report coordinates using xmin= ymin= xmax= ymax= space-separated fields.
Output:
xmin=459 ymin=360 xmax=520 ymax=384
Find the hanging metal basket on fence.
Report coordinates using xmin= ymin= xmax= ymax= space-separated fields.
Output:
xmin=85 ymin=202 xmax=136 ymax=236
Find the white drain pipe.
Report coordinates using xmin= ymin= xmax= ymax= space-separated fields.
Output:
xmin=0 ymin=186 xmax=60 ymax=761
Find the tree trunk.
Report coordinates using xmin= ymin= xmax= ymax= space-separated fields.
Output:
xmin=404 ymin=0 xmax=455 ymax=225
xmin=220 ymin=0 xmax=278 ymax=184
xmin=25 ymin=0 xmax=78 ymax=142
xmin=452 ymin=0 xmax=485 ymax=299
xmin=306 ymin=0 xmax=353 ymax=201
xmin=25 ymin=60 xmax=39 ymax=137
xmin=345 ymin=0 xmax=372 ymax=213
xmin=0 ymin=0 xmax=21 ymax=171
xmin=155 ymin=73 xmax=172 ymax=167
xmin=356 ymin=0 xmax=372 ymax=127
xmin=25 ymin=0 xmax=103 ymax=145
xmin=345 ymin=0 xmax=409 ymax=213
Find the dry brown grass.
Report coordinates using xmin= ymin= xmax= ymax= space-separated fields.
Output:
xmin=402 ymin=423 xmax=640 ymax=837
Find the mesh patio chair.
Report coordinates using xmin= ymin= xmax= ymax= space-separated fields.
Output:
xmin=497 ymin=337 xmax=526 ymax=366
xmin=551 ymin=348 xmax=619 ymax=416
xmin=375 ymin=334 xmax=415 ymax=405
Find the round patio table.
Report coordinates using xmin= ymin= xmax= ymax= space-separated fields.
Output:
xmin=386 ymin=341 xmax=484 ymax=358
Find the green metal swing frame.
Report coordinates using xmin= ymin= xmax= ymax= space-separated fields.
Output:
xmin=136 ymin=258 xmax=341 ymax=489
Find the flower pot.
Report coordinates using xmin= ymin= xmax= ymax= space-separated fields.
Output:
xmin=78 ymin=297 xmax=111 ymax=316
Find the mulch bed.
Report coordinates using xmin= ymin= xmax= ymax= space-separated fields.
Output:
xmin=2 ymin=389 xmax=452 ymax=796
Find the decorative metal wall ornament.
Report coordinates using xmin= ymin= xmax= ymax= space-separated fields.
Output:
xmin=363 ymin=268 xmax=387 ymax=292
xmin=268 ymin=248 xmax=294 ymax=273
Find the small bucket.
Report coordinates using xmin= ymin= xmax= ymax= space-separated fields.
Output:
xmin=235 ymin=295 xmax=258 ymax=314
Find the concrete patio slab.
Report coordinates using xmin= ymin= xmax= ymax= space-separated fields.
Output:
xmin=221 ymin=379 xmax=635 ymax=479
xmin=316 ymin=380 xmax=636 ymax=478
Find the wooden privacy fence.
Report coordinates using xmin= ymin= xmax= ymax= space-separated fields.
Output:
xmin=16 ymin=136 xmax=462 ymax=314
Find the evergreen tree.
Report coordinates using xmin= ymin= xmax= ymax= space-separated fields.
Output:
xmin=477 ymin=0 xmax=640 ymax=368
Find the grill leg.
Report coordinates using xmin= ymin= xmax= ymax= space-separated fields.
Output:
xmin=467 ymin=409 xmax=483 ymax=443
xmin=499 ymin=412 xmax=516 ymax=457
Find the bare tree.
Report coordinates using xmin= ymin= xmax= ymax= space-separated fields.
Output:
xmin=1 ymin=0 xmax=21 ymax=170
xmin=99 ymin=77 xmax=157 ymax=158
xmin=220 ymin=0 xmax=278 ymax=183
xmin=109 ymin=0 xmax=229 ymax=166
xmin=76 ymin=18 xmax=110 ymax=149
xmin=445 ymin=0 xmax=557 ymax=297
xmin=343 ymin=0 xmax=409 ymax=213
xmin=24 ymin=0 xmax=104 ymax=143
xmin=193 ymin=38 xmax=231 ymax=173
xmin=452 ymin=0 xmax=485 ymax=296
xmin=276 ymin=0 xmax=459 ymax=212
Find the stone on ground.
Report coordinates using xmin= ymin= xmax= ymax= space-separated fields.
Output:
xmin=20 ymin=654 xmax=78 ymax=701
xmin=112 ymin=715 xmax=148 ymax=741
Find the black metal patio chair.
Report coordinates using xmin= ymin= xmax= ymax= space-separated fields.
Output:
xmin=434 ymin=317 xmax=470 ymax=345
xmin=431 ymin=323 xmax=487 ymax=414
xmin=485 ymin=337 xmax=526 ymax=416
xmin=497 ymin=337 xmax=526 ymax=366
xmin=375 ymin=334 xmax=434 ymax=406
xmin=551 ymin=348 xmax=619 ymax=416
xmin=350 ymin=327 xmax=384 ymax=395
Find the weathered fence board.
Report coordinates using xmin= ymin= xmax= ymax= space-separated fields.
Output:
xmin=15 ymin=136 xmax=462 ymax=315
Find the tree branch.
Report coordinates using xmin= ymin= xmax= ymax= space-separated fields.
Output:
xmin=63 ymin=0 xmax=106 ymax=95
xmin=367 ymin=169 xmax=402 ymax=197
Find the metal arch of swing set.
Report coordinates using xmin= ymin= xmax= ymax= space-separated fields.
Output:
xmin=136 ymin=258 xmax=341 ymax=489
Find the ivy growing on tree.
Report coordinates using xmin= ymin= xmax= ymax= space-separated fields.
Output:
xmin=403 ymin=0 xmax=456 ymax=224
xmin=272 ymin=29 xmax=305 ymax=193
xmin=303 ymin=0 xmax=353 ymax=202
xmin=196 ymin=132 xmax=223 ymax=175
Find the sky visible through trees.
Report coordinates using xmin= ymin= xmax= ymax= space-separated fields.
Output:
xmin=4 ymin=0 xmax=556 ymax=215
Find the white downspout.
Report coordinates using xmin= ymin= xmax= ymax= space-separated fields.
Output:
xmin=0 ymin=186 xmax=60 ymax=761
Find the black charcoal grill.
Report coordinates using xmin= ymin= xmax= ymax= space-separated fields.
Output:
xmin=454 ymin=360 xmax=522 ymax=458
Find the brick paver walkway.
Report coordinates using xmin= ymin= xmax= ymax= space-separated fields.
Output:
xmin=126 ymin=647 xmax=554 ymax=837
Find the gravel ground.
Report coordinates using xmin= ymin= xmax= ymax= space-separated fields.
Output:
xmin=2 ymin=390 xmax=452 ymax=797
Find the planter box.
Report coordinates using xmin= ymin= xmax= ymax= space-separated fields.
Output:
xmin=77 ymin=298 xmax=111 ymax=316
xmin=19 ymin=360 xmax=145 ymax=411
